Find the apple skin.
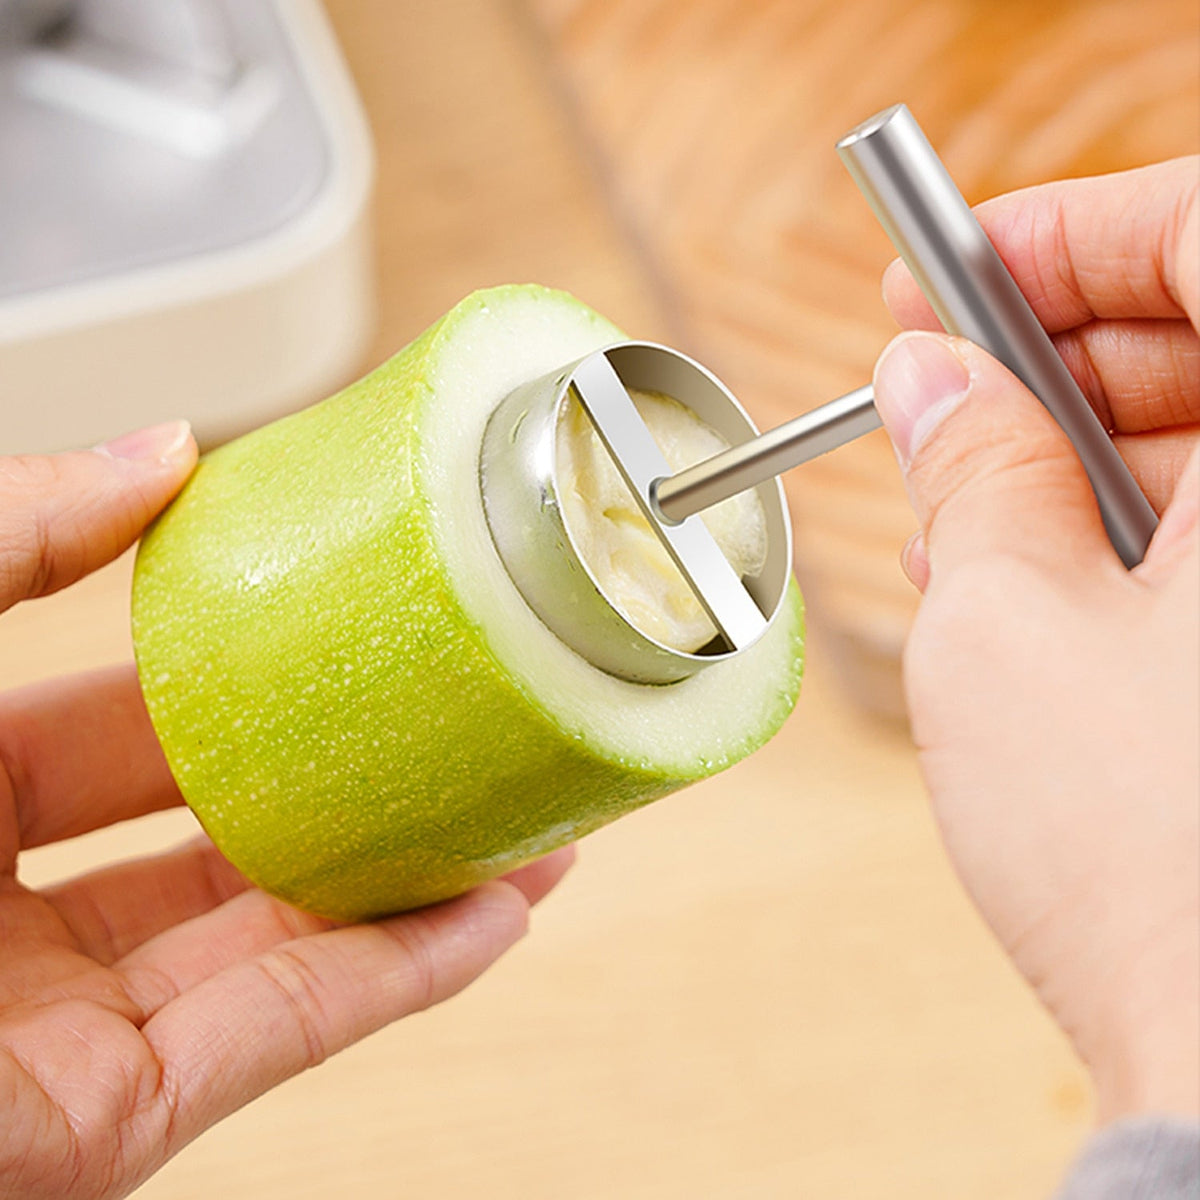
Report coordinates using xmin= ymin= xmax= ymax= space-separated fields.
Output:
xmin=132 ymin=285 xmax=804 ymax=920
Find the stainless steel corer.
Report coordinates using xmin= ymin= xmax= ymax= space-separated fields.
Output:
xmin=479 ymin=104 xmax=1160 ymax=684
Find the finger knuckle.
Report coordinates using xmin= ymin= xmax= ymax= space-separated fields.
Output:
xmin=380 ymin=914 xmax=440 ymax=1013
xmin=1162 ymin=165 xmax=1198 ymax=306
xmin=916 ymin=413 xmax=1085 ymax=526
xmin=255 ymin=947 xmax=335 ymax=1070
xmin=0 ymin=455 xmax=72 ymax=602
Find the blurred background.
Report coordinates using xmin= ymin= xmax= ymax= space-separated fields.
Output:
xmin=2 ymin=1 xmax=1197 ymax=1196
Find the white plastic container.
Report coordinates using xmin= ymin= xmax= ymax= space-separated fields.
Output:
xmin=0 ymin=0 xmax=376 ymax=453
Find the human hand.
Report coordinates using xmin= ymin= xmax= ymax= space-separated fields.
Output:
xmin=871 ymin=158 xmax=1199 ymax=1123
xmin=0 ymin=423 xmax=573 ymax=1199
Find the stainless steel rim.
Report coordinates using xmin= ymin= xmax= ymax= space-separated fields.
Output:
xmin=479 ymin=341 xmax=793 ymax=684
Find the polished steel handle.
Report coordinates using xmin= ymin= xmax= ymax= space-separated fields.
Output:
xmin=836 ymin=103 xmax=1157 ymax=567
xmin=654 ymin=103 xmax=1158 ymax=568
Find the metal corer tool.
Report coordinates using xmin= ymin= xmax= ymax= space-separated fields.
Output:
xmin=480 ymin=104 xmax=1158 ymax=686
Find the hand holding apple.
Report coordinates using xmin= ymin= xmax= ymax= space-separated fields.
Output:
xmin=0 ymin=429 xmax=573 ymax=1199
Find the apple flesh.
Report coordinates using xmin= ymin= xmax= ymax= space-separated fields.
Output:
xmin=132 ymin=285 xmax=804 ymax=920
xmin=557 ymin=386 xmax=768 ymax=653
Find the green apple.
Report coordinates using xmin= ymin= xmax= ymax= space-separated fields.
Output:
xmin=132 ymin=285 xmax=804 ymax=920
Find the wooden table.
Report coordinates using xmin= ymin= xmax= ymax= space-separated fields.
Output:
xmin=8 ymin=0 xmax=1197 ymax=1195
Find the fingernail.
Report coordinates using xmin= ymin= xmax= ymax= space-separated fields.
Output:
xmin=899 ymin=530 xmax=930 ymax=592
xmin=96 ymin=420 xmax=192 ymax=464
xmin=873 ymin=332 xmax=970 ymax=468
xmin=880 ymin=257 xmax=907 ymax=304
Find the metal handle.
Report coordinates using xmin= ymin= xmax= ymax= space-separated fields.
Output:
xmin=653 ymin=104 xmax=1158 ymax=569
xmin=836 ymin=103 xmax=1158 ymax=567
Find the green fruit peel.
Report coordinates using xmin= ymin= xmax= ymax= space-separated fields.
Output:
xmin=132 ymin=285 xmax=804 ymax=920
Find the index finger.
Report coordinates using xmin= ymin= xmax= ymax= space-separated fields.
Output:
xmin=883 ymin=157 xmax=1199 ymax=333
xmin=139 ymin=878 xmax=538 ymax=1158
xmin=0 ymin=665 xmax=183 ymax=869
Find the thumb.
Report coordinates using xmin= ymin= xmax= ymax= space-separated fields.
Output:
xmin=1140 ymin=440 xmax=1199 ymax=581
xmin=872 ymin=331 xmax=1112 ymax=576
xmin=0 ymin=421 xmax=197 ymax=614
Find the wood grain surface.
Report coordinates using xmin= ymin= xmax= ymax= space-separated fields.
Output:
xmin=4 ymin=1 xmax=1196 ymax=1196
xmin=525 ymin=0 xmax=1200 ymax=716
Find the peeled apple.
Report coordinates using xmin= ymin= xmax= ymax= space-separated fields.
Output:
xmin=132 ymin=285 xmax=805 ymax=920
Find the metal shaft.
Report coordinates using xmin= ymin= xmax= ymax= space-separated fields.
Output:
xmin=836 ymin=103 xmax=1158 ymax=567
xmin=653 ymin=384 xmax=879 ymax=523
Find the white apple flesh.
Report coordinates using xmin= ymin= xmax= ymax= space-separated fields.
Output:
xmin=556 ymin=387 xmax=768 ymax=653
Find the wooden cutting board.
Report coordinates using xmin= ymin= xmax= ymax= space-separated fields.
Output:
xmin=524 ymin=0 xmax=1200 ymax=715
